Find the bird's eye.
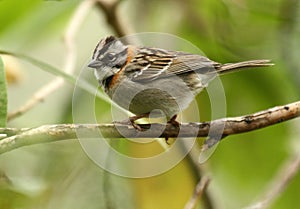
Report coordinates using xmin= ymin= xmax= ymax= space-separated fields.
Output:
xmin=107 ymin=53 xmax=116 ymax=61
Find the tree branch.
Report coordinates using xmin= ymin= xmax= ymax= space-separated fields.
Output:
xmin=184 ymin=176 xmax=211 ymax=209
xmin=0 ymin=101 xmax=299 ymax=154
xmin=244 ymin=153 xmax=300 ymax=209
xmin=95 ymin=0 xmax=131 ymax=37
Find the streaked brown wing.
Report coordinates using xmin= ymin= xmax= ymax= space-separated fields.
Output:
xmin=166 ymin=52 xmax=220 ymax=75
xmin=123 ymin=48 xmax=220 ymax=82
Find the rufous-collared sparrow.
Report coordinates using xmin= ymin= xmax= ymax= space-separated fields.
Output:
xmin=88 ymin=36 xmax=272 ymax=129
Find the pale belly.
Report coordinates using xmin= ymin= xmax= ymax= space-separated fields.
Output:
xmin=105 ymin=73 xmax=213 ymax=118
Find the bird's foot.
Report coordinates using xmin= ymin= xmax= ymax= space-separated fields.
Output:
xmin=127 ymin=113 xmax=149 ymax=131
xmin=165 ymin=115 xmax=180 ymax=144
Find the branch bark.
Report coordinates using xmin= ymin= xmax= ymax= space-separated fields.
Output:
xmin=95 ymin=0 xmax=131 ymax=37
xmin=0 ymin=101 xmax=299 ymax=154
xmin=244 ymin=153 xmax=300 ymax=209
xmin=184 ymin=176 xmax=211 ymax=209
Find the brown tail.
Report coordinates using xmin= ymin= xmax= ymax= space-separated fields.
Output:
xmin=217 ymin=59 xmax=274 ymax=74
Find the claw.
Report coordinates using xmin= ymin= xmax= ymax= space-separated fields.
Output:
xmin=128 ymin=113 xmax=150 ymax=131
xmin=113 ymin=118 xmax=143 ymax=131
xmin=167 ymin=115 xmax=180 ymax=128
xmin=129 ymin=118 xmax=143 ymax=131
xmin=165 ymin=137 xmax=172 ymax=145
xmin=165 ymin=115 xmax=180 ymax=144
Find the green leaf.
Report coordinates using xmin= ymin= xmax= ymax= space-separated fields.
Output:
xmin=0 ymin=56 xmax=7 ymax=127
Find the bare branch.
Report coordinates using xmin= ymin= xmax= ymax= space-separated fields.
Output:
xmin=0 ymin=101 xmax=299 ymax=154
xmin=184 ymin=145 xmax=215 ymax=209
xmin=184 ymin=176 xmax=211 ymax=209
xmin=7 ymin=0 xmax=95 ymax=121
xmin=244 ymin=153 xmax=300 ymax=209
xmin=63 ymin=0 xmax=96 ymax=74
xmin=95 ymin=0 xmax=131 ymax=37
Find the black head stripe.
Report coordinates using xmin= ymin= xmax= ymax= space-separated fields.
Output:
xmin=92 ymin=42 xmax=101 ymax=59
xmin=104 ymin=36 xmax=117 ymax=44
xmin=92 ymin=36 xmax=118 ymax=59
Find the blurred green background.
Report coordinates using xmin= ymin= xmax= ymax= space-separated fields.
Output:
xmin=0 ymin=0 xmax=300 ymax=208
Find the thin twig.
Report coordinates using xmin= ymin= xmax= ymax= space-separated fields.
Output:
xmin=0 ymin=101 xmax=299 ymax=154
xmin=95 ymin=0 xmax=131 ymax=37
xmin=184 ymin=176 xmax=211 ymax=209
xmin=244 ymin=153 xmax=300 ymax=209
xmin=244 ymin=119 xmax=300 ymax=209
xmin=7 ymin=0 xmax=95 ymax=121
xmin=184 ymin=145 xmax=215 ymax=209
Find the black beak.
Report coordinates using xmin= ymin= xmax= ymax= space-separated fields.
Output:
xmin=87 ymin=60 xmax=102 ymax=68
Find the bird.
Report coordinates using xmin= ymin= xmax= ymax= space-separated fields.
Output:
xmin=88 ymin=35 xmax=273 ymax=130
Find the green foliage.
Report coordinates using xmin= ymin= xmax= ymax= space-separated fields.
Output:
xmin=0 ymin=56 xmax=7 ymax=127
xmin=0 ymin=0 xmax=299 ymax=208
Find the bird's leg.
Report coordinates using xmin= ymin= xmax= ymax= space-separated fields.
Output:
xmin=167 ymin=115 xmax=180 ymax=128
xmin=114 ymin=113 xmax=149 ymax=131
xmin=165 ymin=115 xmax=180 ymax=144
xmin=128 ymin=113 xmax=150 ymax=131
